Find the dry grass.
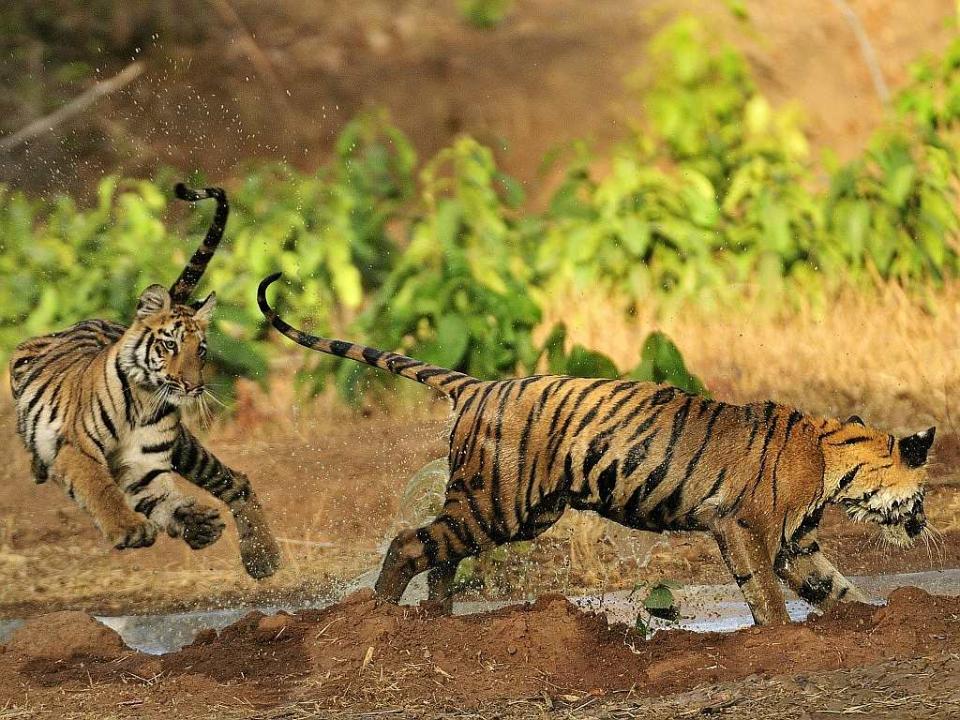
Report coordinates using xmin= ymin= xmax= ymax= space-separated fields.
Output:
xmin=542 ymin=282 xmax=960 ymax=443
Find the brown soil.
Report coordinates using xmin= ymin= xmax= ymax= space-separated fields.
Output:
xmin=1 ymin=587 xmax=959 ymax=718
xmin=3 ymin=610 xmax=127 ymax=661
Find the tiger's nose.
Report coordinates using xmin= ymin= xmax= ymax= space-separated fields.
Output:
xmin=181 ymin=381 xmax=203 ymax=396
xmin=905 ymin=515 xmax=925 ymax=538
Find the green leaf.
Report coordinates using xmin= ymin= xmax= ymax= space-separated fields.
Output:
xmin=885 ymin=164 xmax=916 ymax=208
xmin=630 ymin=331 xmax=708 ymax=396
xmin=563 ymin=345 xmax=620 ymax=379
xmin=419 ymin=314 xmax=470 ymax=368
xmin=644 ymin=582 xmax=680 ymax=621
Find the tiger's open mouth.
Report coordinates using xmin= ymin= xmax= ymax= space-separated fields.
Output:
xmin=840 ymin=490 xmax=925 ymax=548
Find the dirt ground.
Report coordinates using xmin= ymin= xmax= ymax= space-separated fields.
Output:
xmin=2 ymin=588 xmax=960 ymax=719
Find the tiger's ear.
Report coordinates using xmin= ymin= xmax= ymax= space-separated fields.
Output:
xmin=899 ymin=427 xmax=936 ymax=468
xmin=136 ymin=284 xmax=171 ymax=319
xmin=846 ymin=415 xmax=865 ymax=426
xmin=193 ymin=292 xmax=217 ymax=323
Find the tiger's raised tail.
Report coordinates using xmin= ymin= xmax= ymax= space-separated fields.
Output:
xmin=169 ymin=182 xmax=229 ymax=304
xmin=257 ymin=273 xmax=479 ymax=398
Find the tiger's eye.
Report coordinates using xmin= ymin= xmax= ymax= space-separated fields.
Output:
xmin=163 ymin=339 xmax=177 ymax=351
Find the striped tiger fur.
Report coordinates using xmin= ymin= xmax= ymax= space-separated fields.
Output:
xmin=8 ymin=185 xmax=281 ymax=579
xmin=259 ymin=273 xmax=935 ymax=624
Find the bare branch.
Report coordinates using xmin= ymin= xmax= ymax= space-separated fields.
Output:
xmin=829 ymin=0 xmax=891 ymax=106
xmin=0 ymin=61 xmax=145 ymax=153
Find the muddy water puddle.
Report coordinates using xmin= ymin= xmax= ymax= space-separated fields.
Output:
xmin=2 ymin=569 xmax=958 ymax=654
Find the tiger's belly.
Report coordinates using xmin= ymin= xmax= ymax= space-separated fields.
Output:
xmin=563 ymin=456 xmax=723 ymax=535
xmin=571 ymin=491 xmax=715 ymax=534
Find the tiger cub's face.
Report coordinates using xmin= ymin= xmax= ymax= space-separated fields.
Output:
xmin=823 ymin=416 xmax=935 ymax=548
xmin=120 ymin=284 xmax=216 ymax=405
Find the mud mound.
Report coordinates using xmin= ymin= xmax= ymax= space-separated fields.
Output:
xmin=2 ymin=611 xmax=126 ymax=660
xmin=3 ymin=588 xmax=960 ymax=714
xmin=158 ymin=587 xmax=960 ymax=708
xmin=162 ymin=610 xmax=311 ymax=684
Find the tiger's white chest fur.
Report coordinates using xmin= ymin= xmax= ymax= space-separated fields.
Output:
xmin=32 ymin=410 xmax=63 ymax=466
xmin=109 ymin=408 xmax=180 ymax=479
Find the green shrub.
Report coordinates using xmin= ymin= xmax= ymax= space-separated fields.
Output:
xmin=336 ymin=137 xmax=540 ymax=399
xmin=539 ymin=17 xmax=960 ymax=307
xmin=7 ymin=17 xmax=960 ymax=408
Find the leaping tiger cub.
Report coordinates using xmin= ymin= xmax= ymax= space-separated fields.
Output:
xmin=9 ymin=184 xmax=281 ymax=579
xmin=259 ymin=273 xmax=935 ymax=624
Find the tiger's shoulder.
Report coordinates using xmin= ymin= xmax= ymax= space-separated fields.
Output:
xmin=10 ymin=318 xmax=127 ymax=398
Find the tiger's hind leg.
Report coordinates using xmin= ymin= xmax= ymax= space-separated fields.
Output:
xmin=50 ymin=444 xmax=157 ymax=549
xmin=375 ymin=510 xmax=486 ymax=607
xmin=775 ymin=531 xmax=868 ymax=610
xmin=171 ymin=429 xmax=281 ymax=579
xmin=375 ymin=492 xmax=566 ymax=609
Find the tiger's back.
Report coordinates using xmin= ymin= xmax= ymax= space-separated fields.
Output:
xmin=11 ymin=318 xmax=125 ymax=399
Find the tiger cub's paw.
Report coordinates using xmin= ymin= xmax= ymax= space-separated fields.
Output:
xmin=234 ymin=499 xmax=282 ymax=579
xmin=110 ymin=519 xmax=158 ymax=550
xmin=239 ymin=533 xmax=282 ymax=580
xmin=172 ymin=503 xmax=226 ymax=549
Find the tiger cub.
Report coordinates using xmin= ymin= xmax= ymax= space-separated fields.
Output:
xmin=259 ymin=273 xmax=934 ymax=623
xmin=9 ymin=184 xmax=281 ymax=579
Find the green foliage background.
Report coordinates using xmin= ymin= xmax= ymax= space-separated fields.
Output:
xmin=4 ymin=18 xmax=960 ymax=401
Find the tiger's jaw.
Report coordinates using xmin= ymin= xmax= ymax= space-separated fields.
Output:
xmin=839 ymin=489 xmax=926 ymax=548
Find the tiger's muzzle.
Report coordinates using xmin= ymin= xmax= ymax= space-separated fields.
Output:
xmin=840 ymin=489 xmax=926 ymax=548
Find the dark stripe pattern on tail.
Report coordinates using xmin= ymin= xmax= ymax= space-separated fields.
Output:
xmin=169 ymin=183 xmax=229 ymax=304
xmin=257 ymin=272 xmax=479 ymax=398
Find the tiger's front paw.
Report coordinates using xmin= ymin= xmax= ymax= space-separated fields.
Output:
xmin=109 ymin=519 xmax=158 ymax=550
xmin=172 ymin=503 xmax=225 ymax=549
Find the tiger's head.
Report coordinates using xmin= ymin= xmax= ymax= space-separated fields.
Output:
xmin=821 ymin=415 xmax=935 ymax=548
xmin=119 ymin=284 xmax=216 ymax=405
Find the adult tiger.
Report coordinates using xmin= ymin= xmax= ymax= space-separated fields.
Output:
xmin=8 ymin=184 xmax=281 ymax=579
xmin=259 ymin=273 xmax=935 ymax=624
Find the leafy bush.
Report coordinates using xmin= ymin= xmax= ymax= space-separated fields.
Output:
xmin=7 ymin=16 xmax=960 ymax=408
xmin=538 ymin=17 xmax=960 ymax=307
xmin=334 ymin=137 xmax=541 ymax=399
xmin=540 ymin=323 xmax=708 ymax=394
